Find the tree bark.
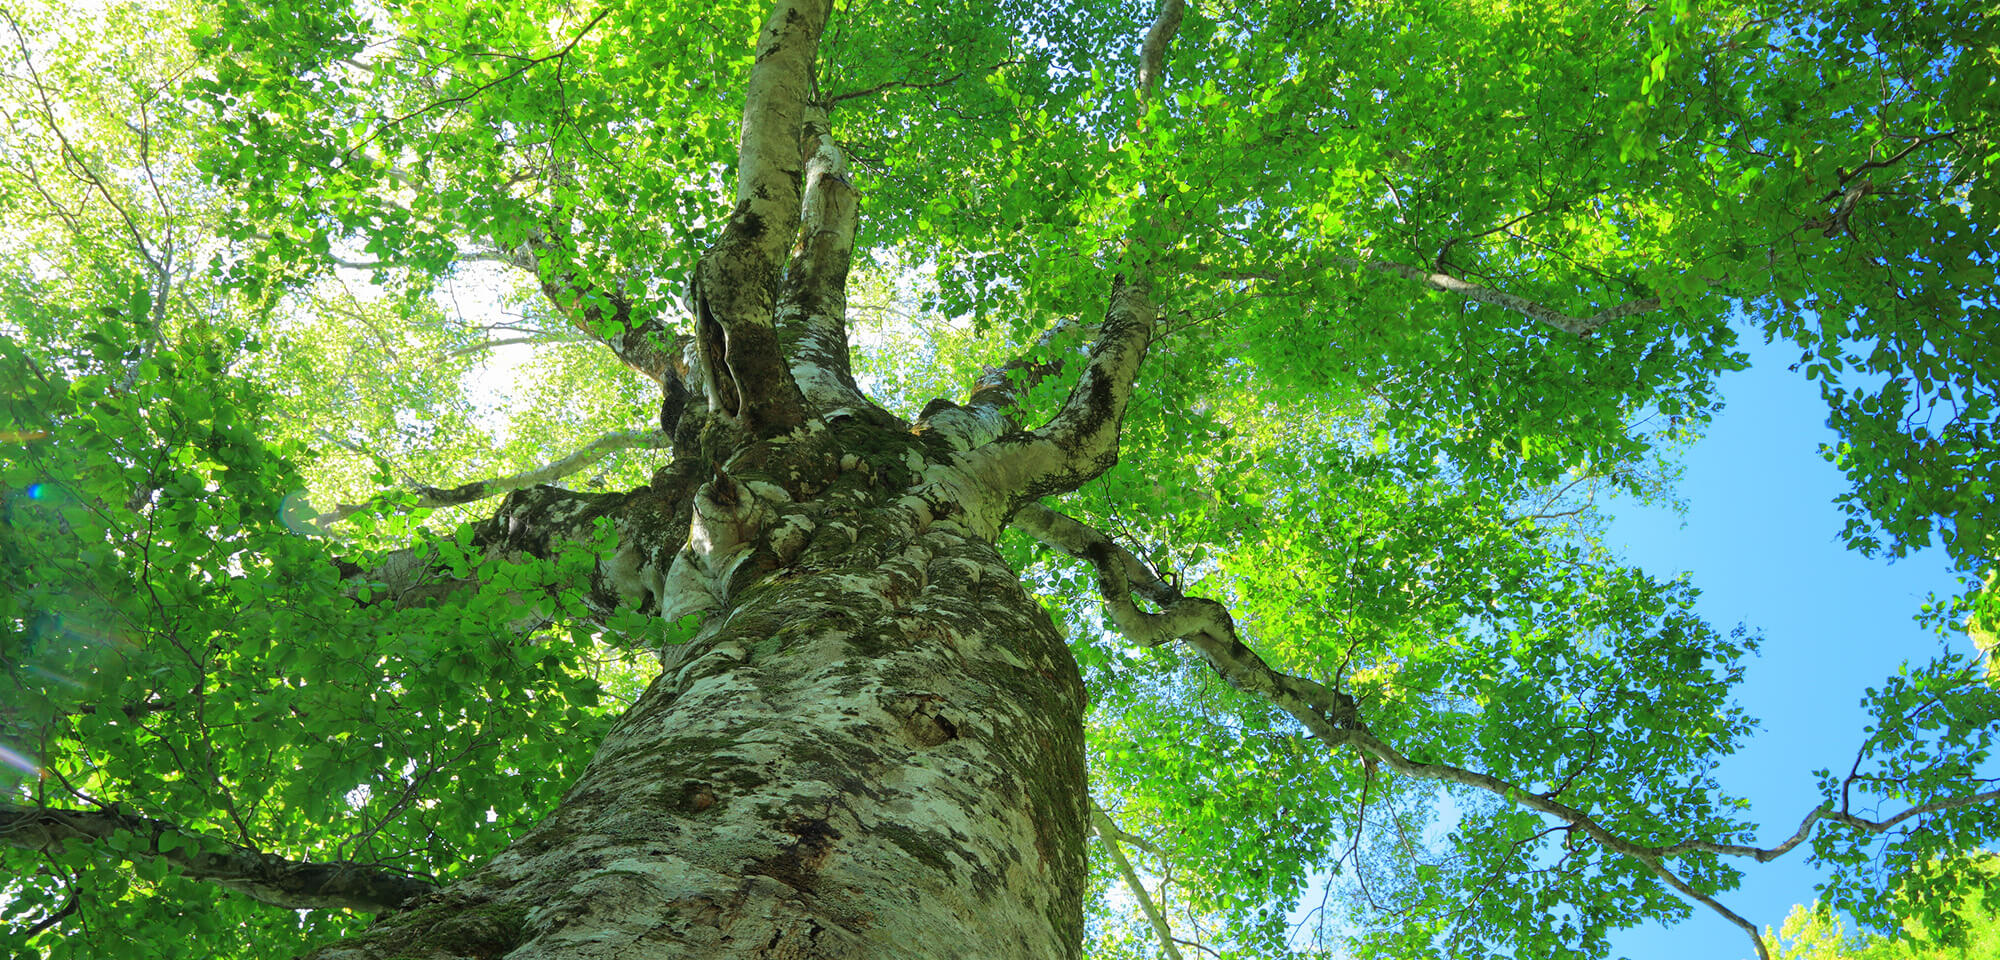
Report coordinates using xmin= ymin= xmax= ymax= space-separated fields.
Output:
xmin=305 ymin=426 xmax=1090 ymax=960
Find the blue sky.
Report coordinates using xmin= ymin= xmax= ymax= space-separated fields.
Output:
xmin=1602 ymin=333 xmax=1970 ymax=959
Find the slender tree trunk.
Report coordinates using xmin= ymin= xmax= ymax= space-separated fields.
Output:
xmin=307 ymin=432 xmax=1090 ymax=960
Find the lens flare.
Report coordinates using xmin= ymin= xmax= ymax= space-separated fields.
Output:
xmin=0 ymin=744 xmax=40 ymax=777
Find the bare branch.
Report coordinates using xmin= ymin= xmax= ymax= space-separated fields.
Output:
xmin=0 ymin=803 xmax=434 ymax=914
xmin=312 ymin=428 xmax=668 ymax=527
xmin=1092 ymin=801 xmax=1185 ymax=960
xmin=444 ymin=334 xmax=586 ymax=357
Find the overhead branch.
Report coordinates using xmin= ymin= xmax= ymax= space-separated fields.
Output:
xmin=334 ymin=476 xmax=702 ymax=633
xmin=1135 ymin=0 xmax=1186 ymax=93
xmin=0 ymin=803 xmax=434 ymax=914
xmin=957 ymin=282 xmax=1156 ymax=506
xmin=827 ymin=58 xmax=1027 ymax=105
xmin=339 ymin=6 xmax=615 ymax=164
xmin=3 ymin=8 xmax=173 ymax=392
xmin=686 ymin=0 xmax=827 ymax=439
xmin=1091 ymin=801 xmax=1185 ymax=960
xmin=916 ymin=316 xmax=1084 ymax=451
xmin=1017 ymin=503 xmax=1998 ymax=960
xmin=1819 ymin=131 xmax=1957 ymax=203
xmin=521 ymin=234 xmax=686 ymax=385
xmin=1013 ymin=504 xmax=1355 ymax=726
xmin=952 ymin=0 xmax=1185 ymax=506
xmin=1321 ymin=256 xmax=1662 ymax=336
xmin=310 ymin=428 xmax=669 ymax=528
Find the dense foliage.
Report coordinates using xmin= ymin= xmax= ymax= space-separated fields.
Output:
xmin=1771 ymin=856 xmax=2000 ymax=960
xmin=2 ymin=0 xmax=1996 ymax=958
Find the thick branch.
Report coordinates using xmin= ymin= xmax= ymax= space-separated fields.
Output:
xmin=333 ymin=476 xmax=698 ymax=632
xmin=1135 ymin=0 xmax=1186 ymax=93
xmin=917 ymin=316 xmax=1084 ymax=451
xmin=1013 ymin=504 xmax=1353 ymax=725
xmin=311 ymin=428 xmax=669 ymax=527
xmin=1092 ymin=802 xmax=1185 ymax=960
xmin=0 ymin=803 xmax=434 ymax=913
xmin=687 ymin=0 xmax=828 ymax=438
xmin=951 ymin=0 xmax=1186 ymax=501
xmin=774 ymin=106 xmax=878 ymax=420
xmin=956 ymin=282 xmax=1155 ymax=505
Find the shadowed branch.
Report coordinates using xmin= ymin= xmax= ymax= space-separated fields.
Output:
xmin=0 ymin=803 xmax=435 ymax=914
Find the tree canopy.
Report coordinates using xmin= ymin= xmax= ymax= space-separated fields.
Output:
xmin=1770 ymin=855 xmax=2000 ymax=960
xmin=1 ymin=0 xmax=1997 ymax=958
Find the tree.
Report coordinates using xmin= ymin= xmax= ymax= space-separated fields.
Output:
xmin=1771 ymin=855 xmax=2000 ymax=960
xmin=1 ymin=0 xmax=1996 ymax=958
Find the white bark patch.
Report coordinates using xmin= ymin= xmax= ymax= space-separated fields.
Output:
xmin=916 ymin=404 xmax=1006 ymax=451
xmin=657 ymin=549 xmax=721 ymax=624
xmin=597 ymin=537 xmax=656 ymax=610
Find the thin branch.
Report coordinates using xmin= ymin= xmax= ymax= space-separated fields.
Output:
xmin=2 ymin=9 xmax=161 ymax=277
xmin=341 ymin=5 xmax=615 ymax=163
xmin=312 ymin=427 xmax=668 ymax=526
xmin=1321 ymin=256 xmax=1661 ymax=335
xmin=1819 ymin=131 xmax=1956 ymax=202
xmin=1092 ymin=802 xmax=1185 ymax=960
xmin=1091 ymin=803 xmax=1159 ymax=855
xmin=0 ymin=803 xmax=435 ymax=913
xmin=1632 ymin=853 xmax=1768 ymax=959
xmin=444 ymin=333 xmax=586 ymax=357
xmin=16 ymin=888 xmax=76 ymax=939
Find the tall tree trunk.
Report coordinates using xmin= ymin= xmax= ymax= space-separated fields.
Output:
xmin=307 ymin=431 xmax=1090 ymax=960
xmin=304 ymin=0 xmax=1163 ymax=951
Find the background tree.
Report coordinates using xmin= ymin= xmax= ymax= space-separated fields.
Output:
xmin=1 ymin=0 xmax=1996 ymax=958
xmin=1770 ymin=855 xmax=2000 ymax=960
